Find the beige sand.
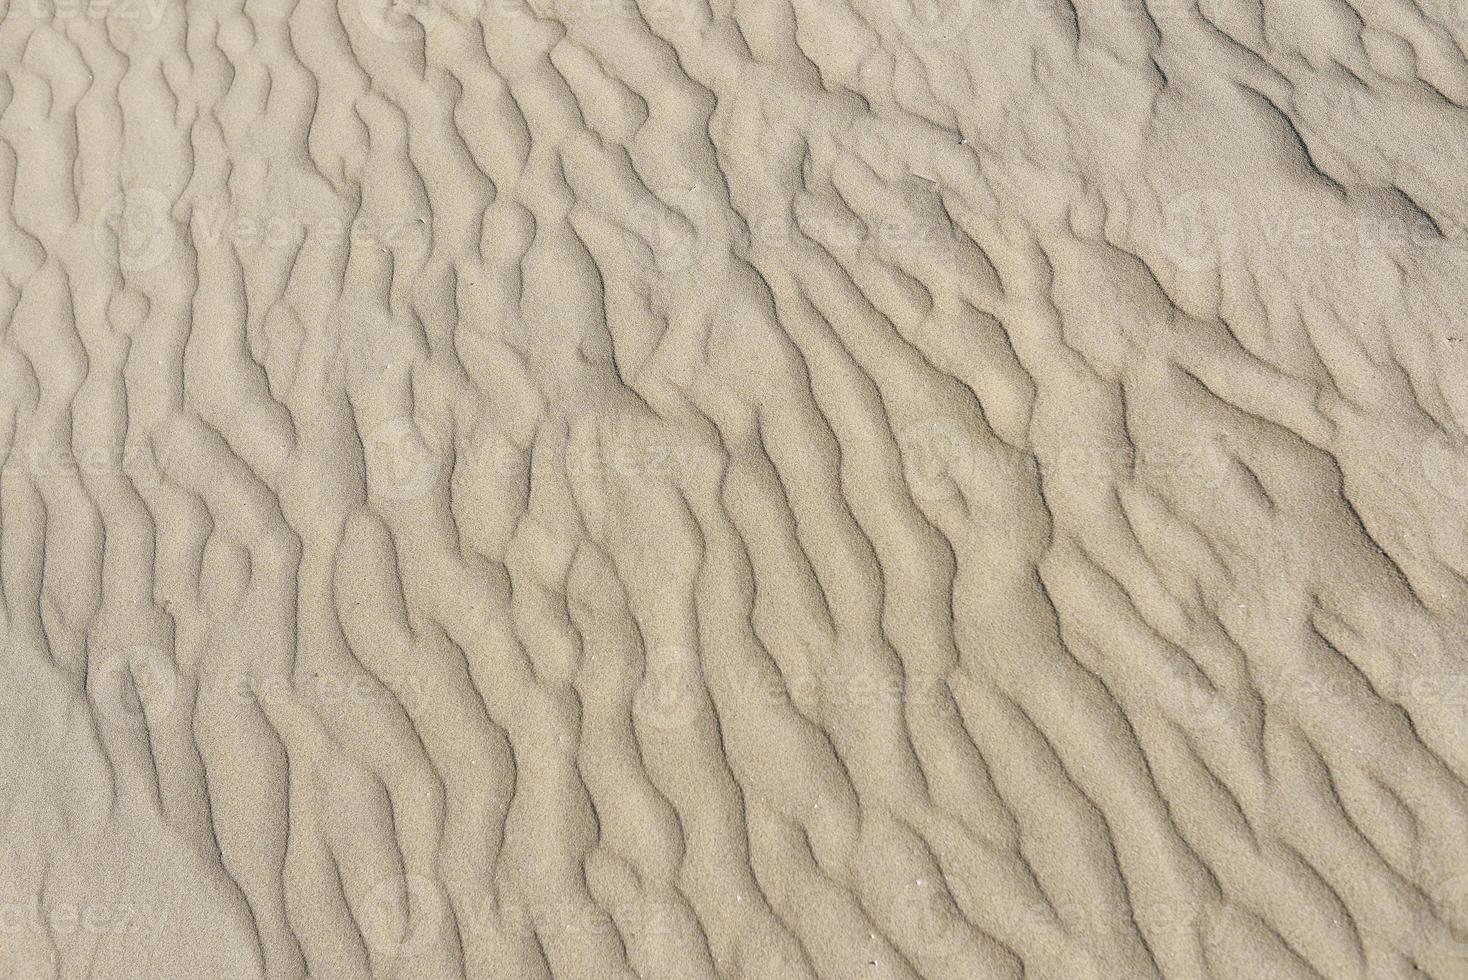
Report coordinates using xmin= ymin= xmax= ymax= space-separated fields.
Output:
xmin=1 ymin=0 xmax=1467 ymax=976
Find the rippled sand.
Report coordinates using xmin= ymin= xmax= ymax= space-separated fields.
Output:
xmin=2 ymin=0 xmax=1468 ymax=977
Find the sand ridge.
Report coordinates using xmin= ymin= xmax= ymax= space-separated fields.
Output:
xmin=1 ymin=0 xmax=1467 ymax=977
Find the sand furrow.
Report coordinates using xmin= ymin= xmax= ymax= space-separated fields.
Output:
xmin=2 ymin=1 xmax=1468 ymax=978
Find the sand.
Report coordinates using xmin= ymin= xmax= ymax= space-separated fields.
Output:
xmin=1 ymin=0 xmax=1466 ymax=976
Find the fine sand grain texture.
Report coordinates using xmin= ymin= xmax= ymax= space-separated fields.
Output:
xmin=2 ymin=0 xmax=1468 ymax=977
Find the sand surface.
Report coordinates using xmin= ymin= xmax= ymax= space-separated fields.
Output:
xmin=2 ymin=0 xmax=1468 ymax=977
